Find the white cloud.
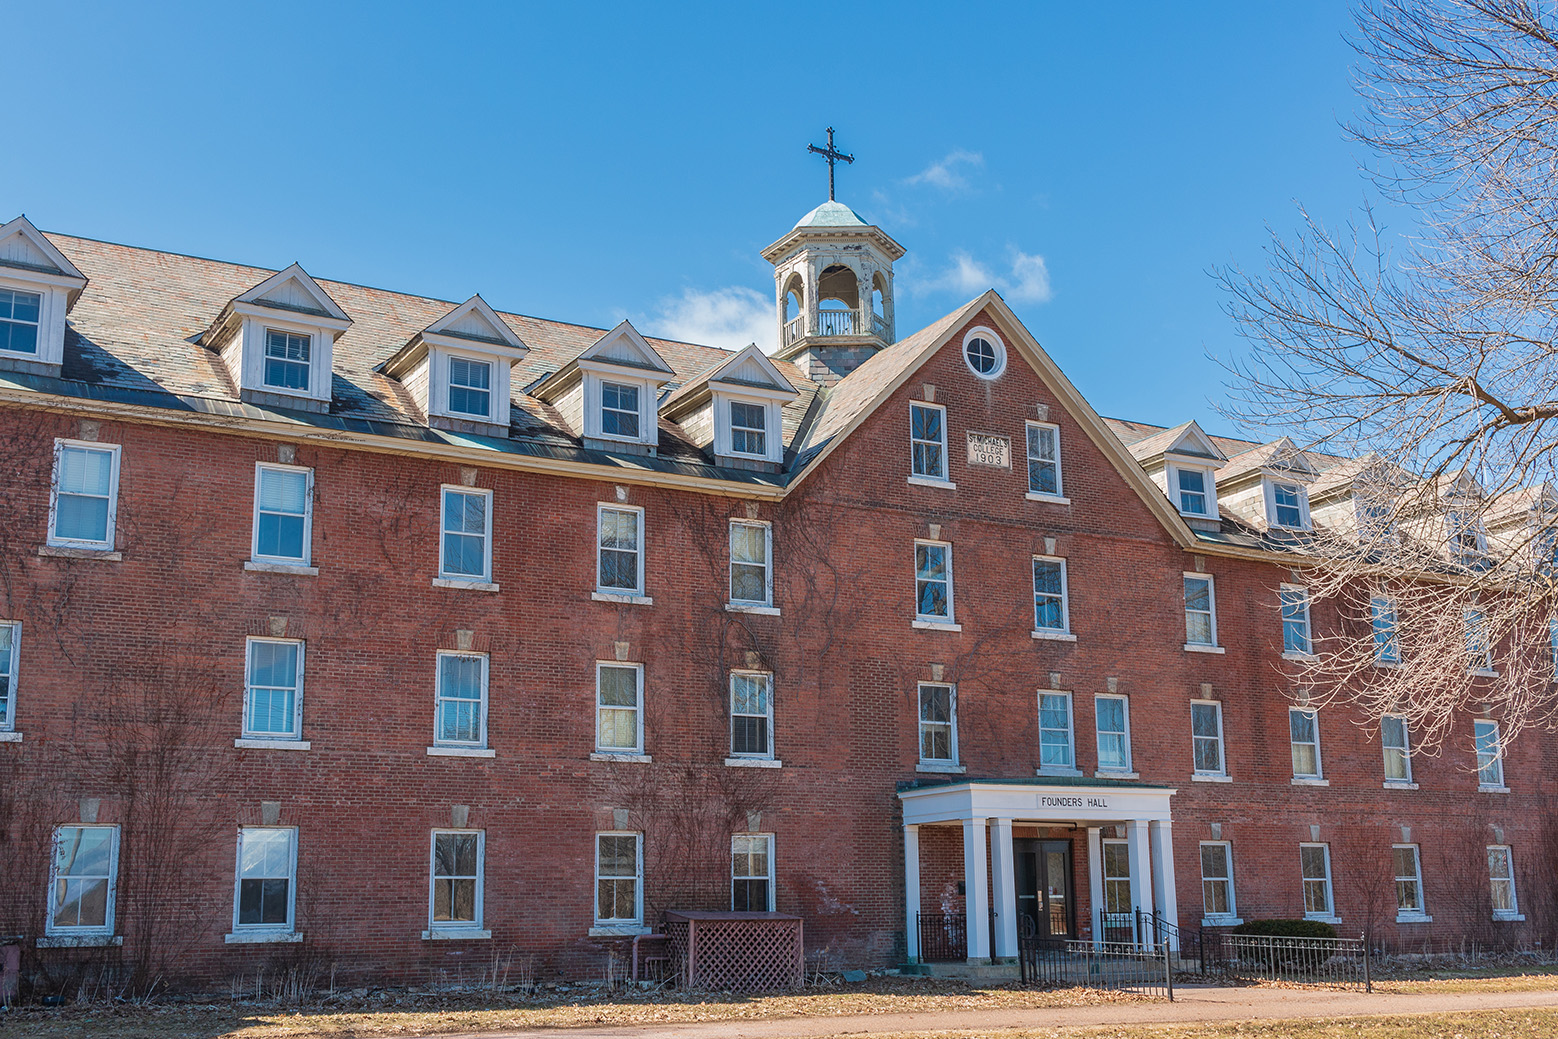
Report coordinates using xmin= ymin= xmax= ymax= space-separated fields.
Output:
xmin=922 ymin=248 xmax=1052 ymax=305
xmin=905 ymin=149 xmax=985 ymax=192
xmin=648 ymin=285 xmax=776 ymax=354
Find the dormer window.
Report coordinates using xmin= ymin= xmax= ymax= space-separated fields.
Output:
xmin=1169 ymin=464 xmax=1219 ymax=518
xmin=263 ymin=329 xmax=311 ymax=391
xmin=601 ymin=382 xmax=642 ymax=439
xmin=0 ymin=288 xmax=41 ymax=354
xmin=729 ymin=401 xmax=767 ymax=457
xmin=658 ymin=344 xmax=796 ymax=467
xmin=381 ymin=294 xmax=527 ymax=436
xmin=0 ymin=215 xmax=89 ymax=374
xmin=1264 ymin=480 xmax=1311 ymax=530
xmin=1448 ymin=510 xmax=1487 ymax=561
xmin=447 ymin=356 xmax=492 ymax=418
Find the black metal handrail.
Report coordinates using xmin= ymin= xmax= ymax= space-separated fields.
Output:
xmin=1202 ymin=931 xmax=1371 ymax=991
xmin=916 ymin=912 xmax=967 ymax=962
xmin=1019 ymin=937 xmax=1174 ymax=1000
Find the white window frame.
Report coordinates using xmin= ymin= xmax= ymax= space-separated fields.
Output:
xmin=961 ymin=325 xmax=1007 ymax=380
xmin=1465 ymin=610 xmax=1496 ymax=674
xmin=1183 ymin=573 xmax=1219 ymax=649
xmin=45 ymin=824 xmax=120 ymax=938
xmin=427 ymin=829 xmax=486 ymax=935
xmin=595 ymin=661 xmax=645 ymax=756
xmin=1094 ymin=693 xmax=1132 ymax=774
xmin=1101 ymin=838 xmax=1132 ymax=914
xmin=727 ymin=520 xmax=773 ymax=608
xmin=1289 ymin=707 xmax=1323 ymax=780
xmin=1550 ymin=617 xmax=1558 ymax=677
xmin=909 ymin=402 xmax=949 ymax=484
xmin=1264 ymin=478 xmax=1312 ymax=530
xmin=243 ymin=637 xmax=305 ymax=741
xmin=599 ymin=379 xmax=645 ymax=442
xmin=0 ymin=285 xmax=43 ymax=356
xmin=439 ymin=486 xmax=494 ymax=584
xmin=231 ymin=826 xmax=298 ymax=936
xmin=446 ymin=353 xmax=495 ymax=420
xmin=1169 ymin=463 xmax=1218 ymax=518
xmin=726 ymin=398 xmax=769 ymax=459
xmin=1381 ymin=714 xmax=1414 ymax=786
xmin=1036 ymin=690 xmax=1077 ymax=774
xmin=917 ymin=682 xmax=958 ymax=767
xmin=1488 ymin=845 xmax=1520 ymax=920
xmin=47 ymin=439 xmax=122 ymax=550
xmin=1191 ymin=699 xmax=1227 ymax=778
xmin=1199 ymin=840 xmax=1237 ymax=924
xmin=1447 ymin=509 xmax=1488 ymax=561
xmin=433 ymin=650 xmax=490 ymax=750
xmin=594 ymin=831 xmax=644 ymax=929
xmin=1299 ymin=842 xmax=1335 ymax=921
xmin=1280 ymin=584 xmax=1313 ymax=657
xmin=1372 ymin=597 xmax=1399 ymax=665
xmin=729 ymin=670 xmax=775 ymax=760
xmin=1031 ymin=555 xmax=1071 ymax=636
xmin=0 ymin=620 xmax=18 ymax=732
xmin=1025 ymin=421 xmax=1064 ymax=499
xmin=1474 ymin=718 xmax=1506 ymax=790
xmin=1393 ymin=843 xmax=1428 ymax=920
xmin=251 ymin=462 xmax=314 ymax=566
xmin=731 ymin=832 xmax=776 ymax=912
xmin=261 ymin=327 xmax=313 ymax=393
xmin=596 ymin=504 xmax=646 ymax=597
xmin=914 ymin=539 xmax=955 ymax=625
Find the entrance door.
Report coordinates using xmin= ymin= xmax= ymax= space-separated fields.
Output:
xmin=1014 ymin=839 xmax=1074 ymax=940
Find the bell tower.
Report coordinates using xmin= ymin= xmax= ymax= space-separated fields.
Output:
xmin=762 ymin=130 xmax=906 ymax=385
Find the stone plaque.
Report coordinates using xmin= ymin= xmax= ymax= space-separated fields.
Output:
xmin=966 ymin=432 xmax=1011 ymax=468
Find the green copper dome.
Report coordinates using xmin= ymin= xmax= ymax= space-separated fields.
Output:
xmin=794 ymin=200 xmax=868 ymax=229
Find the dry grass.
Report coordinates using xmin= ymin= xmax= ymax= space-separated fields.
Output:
xmin=1373 ymin=966 xmax=1558 ymax=994
xmin=837 ymin=1008 xmax=1558 ymax=1039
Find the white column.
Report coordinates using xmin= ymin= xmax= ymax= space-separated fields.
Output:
xmin=1149 ymin=820 xmax=1180 ymax=951
xmin=989 ymin=818 xmax=1018 ymax=959
xmin=1126 ymin=819 xmax=1155 ymax=925
xmin=904 ymin=824 xmax=921 ymax=962
xmin=1087 ymin=825 xmax=1104 ymax=949
xmin=962 ymin=817 xmax=990 ymax=962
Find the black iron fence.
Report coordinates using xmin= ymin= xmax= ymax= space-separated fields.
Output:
xmin=1019 ymin=938 xmax=1173 ymax=999
xmin=1100 ymin=909 xmax=1201 ymax=965
xmin=1202 ymin=930 xmax=1371 ymax=991
xmin=916 ymin=912 xmax=967 ymax=962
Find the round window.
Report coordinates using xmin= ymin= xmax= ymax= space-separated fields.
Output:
xmin=962 ymin=330 xmax=1006 ymax=379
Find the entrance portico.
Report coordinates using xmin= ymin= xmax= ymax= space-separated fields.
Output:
xmin=899 ymin=778 xmax=1178 ymax=963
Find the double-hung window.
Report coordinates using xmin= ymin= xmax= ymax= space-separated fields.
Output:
xmin=232 ymin=827 xmax=297 ymax=936
xmin=447 ymin=356 xmax=493 ymax=418
xmin=909 ymin=403 xmax=947 ymax=482
xmin=595 ymin=832 xmax=642 ymax=929
xmin=1280 ymin=586 xmax=1312 ymax=656
xmin=263 ymin=329 xmax=311 ymax=391
xmin=1393 ymin=844 xmax=1427 ymax=919
xmin=1372 ymin=598 xmax=1399 ymax=664
xmin=918 ymin=683 xmax=957 ymax=766
xmin=429 ymin=830 xmax=484 ymax=934
xmin=1095 ymin=694 xmax=1131 ymax=773
xmin=1465 ymin=610 xmax=1494 ymax=673
xmin=732 ymin=834 xmax=774 ymax=911
xmin=47 ymin=825 xmax=119 ymax=938
xmin=1381 ymin=715 xmax=1413 ymax=784
xmin=244 ymin=638 xmax=304 ymax=741
xmin=1448 ymin=510 xmax=1486 ymax=561
xmin=1474 ymin=719 xmax=1505 ymax=789
xmin=1191 ymin=700 xmax=1226 ymax=777
xmin=596 ymin=662 xmax=643 ymax=755
xmin=252 ymin=464 xmax=312 ymax=565
xmin=1184 ymin=574 xmax=1217 ymax=647
xmin=1200 ymin=841 xmax=1236 ymax=921
xmin=600 ymin=381 xmax=640 ymax=439
xmin=0 ymin=621 xmax=17 ymax=732
xmin=729 ymin=671 xmax=774 ymax=759
xmin=1488 ymin=846 xmax=1519 ymax=919
xmin=1037 ymin=691 xmax=1075 ymax=772
xmin=728 ymin=521 xmax=772 ymax=607
xmin=1102 ymin=840 xmax=1132 ymax=914
xmin=1550 ymin=618 xmax=1558 ymax=677
xmin=435 ymin=651 xmax=488 ymax=749
xmin=1032 ymin=556 xmax=1070 ymax=635
xmin=1176 ymin=468 xmax=1210 ymax=516
xmin=0 ymin=287 xmax=41 ymax=354
xmin=440 ymin=487 xmax=492 ymax=583
xmin=914 ymin=541 xmax=953 ymax=623
xmin=1300 ymin=843 xmax=1334 ymax=920
xmin=597 ymin=505 xmax=644 ymax=596
xmin=1026 ymin=422 xmax=1062 ymax=497
xmin=729 ymin=401 xmax=767 ymax=457
xmin=1269 ymin=482 xmax=1307 ymax=529
xmin=49 ymin=440 xmax=120 ymax=549
xmin=1289 ymin=708 xmax=1322 ymax=779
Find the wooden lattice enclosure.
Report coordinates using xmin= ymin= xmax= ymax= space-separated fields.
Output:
xmin=663 ymin=910 xmax=805 ymax=991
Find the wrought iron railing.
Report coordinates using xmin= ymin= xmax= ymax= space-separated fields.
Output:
xmin=815 ymin=309 xmax=860 ymax=337
xmin=916 ymin=912 xmax=967 ymax=962
xmin=1201 ymin=931 xmax=1371 ymax=991
xmin=1019 ymin=938 xmax=1174 ymax=999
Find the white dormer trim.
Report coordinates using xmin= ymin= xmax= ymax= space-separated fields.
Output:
xmin=385 ymin=295 xmax=528 ymax=431
xmin=1263 ymin=476 xmax=1313 ymax=530
xmin=1166 ymin=460 xmax=1221 ymax=520
xmin=1163 ymin=421 xmax=1228 ymax=464
xmin=212 ymin=264 xmax=352 ymax=409
xmin=575 ymin=322 xmax=675 ymax=448
xmin=0 ymin=215 xmax=89 ymax=370
xmin=706 ymin=345 xmax=798 ymax=464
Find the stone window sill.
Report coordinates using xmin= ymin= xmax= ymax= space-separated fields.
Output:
xmin=1095 ymin=770 xmax=1140 ymax=780
xmin=1304 ymin=914 xmax=1341 ymax=925
xmin=1493 ymin=913 xmax=1526 ymax=922
xmin=1192 ymin=773 xmax=1232 ymax=783
xmin=1396 ymin=913 xmax=1433 ymax=924
xmin=1184 ymin=643 xmax=1225 ymax=654
xmin=1479 ymin=784 xmax=1511 ymax=794
xmin=37 ymin=934 xmax=123 ymax=948
xmin=1036 ymin=767 xmax=1083 ymax=778
xmin=917 ymin=761 xmax=966 ymax=774
xmin=1383 ymin=781 xmax=1419 ymax=790
xmin=1470 ymin=669 xmax=1500 ymax=678
xmin=423 ymin=928 xmax=491 ymax=941
xmin=1291 ymin=777 xmax=1329 ymax=787
xmin=589 ymin=924 xmax=651 ymax=937
xmin=592 ymin=591 xmax=653 ymax=605
xmin=591 ymin=752 xmax=652 ymax=763
xmin=427 ymin=746 xmax=496 ymax=758
xmin=1024 ymin=492 xmax=1072 ymax=505
xmin=224 ymin=931 xmax=303 ymax=944
xmin=913 ymin=620 xmax=962 ymax=632
xmin=434 ymin=577 xmax=499 ymax=592
xmin=725 ymin=757 xmax=781 ymax=769
xmin=234 ymin=738 xmax=311 ymax=751
xmin=245 ymin=560 xmax=318 ymax=576
xmin=1282 ymin=652 xmax=1318 ymax=662
xmin=725 ymin=602 xmax=781 ymax=616
xmin=1201 ymin=917 xmax=1243 ymax=928
xmin=907 ymin=475 xmax=956 ymax=491
xmin=1031 ymin=629 xmax=1077 ymax=642
xmin=0 ymin=731 xmax=21 ymax=743
xmin=40 ymin=545 xmax=121 ymax=561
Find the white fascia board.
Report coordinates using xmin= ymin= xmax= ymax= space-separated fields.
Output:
xmin=0 ymin=264 xmax=88 ymax=293
xmin=709 ymin=379 xmax=798 ymax=402
xmin=577 ymin=357 xmax=675 ymax=386
xmin=234 ymin=263 xmax=351 ymax=324
xmin=898 ymin=780 xmax=1176 ymax=825
xmin=232 ymin=301 xmax=352 ymax=336
xmin=421 ymin=330 xmax=529 ymax=361
xmin=1 ymin=216 xmax=88 ymax=282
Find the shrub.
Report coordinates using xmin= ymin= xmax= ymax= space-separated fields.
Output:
xmin=1232 ymin=919 xmax=1338 ymax=940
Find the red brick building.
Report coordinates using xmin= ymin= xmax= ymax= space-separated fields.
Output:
xmin=0 ymin=203 xmax=1550 ymax=989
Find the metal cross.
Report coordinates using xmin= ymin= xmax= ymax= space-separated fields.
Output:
xmin=807 ymin=127 xmax=855 ymax=202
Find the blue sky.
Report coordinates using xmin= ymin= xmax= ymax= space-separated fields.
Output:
xmin=1 ymin=2 xmax=1364 ymax=432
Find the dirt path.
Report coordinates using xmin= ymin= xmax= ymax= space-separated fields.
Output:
xmin=418 ymin=984 xmax=1558 ymax=1039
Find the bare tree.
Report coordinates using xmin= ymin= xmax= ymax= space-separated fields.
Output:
xmin=1219 ymin=0 xmax=1558 ymax=744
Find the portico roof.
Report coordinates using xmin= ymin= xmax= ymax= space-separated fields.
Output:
xmin=897 ymin=776 xmax=1176 ymax=826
